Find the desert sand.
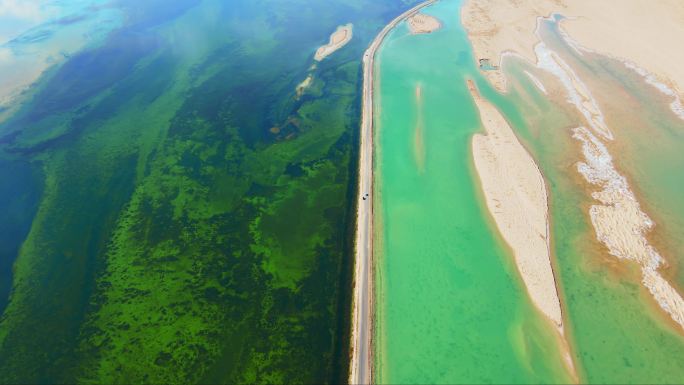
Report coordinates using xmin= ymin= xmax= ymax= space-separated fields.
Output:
xmin=468 ymin=80 xmax=563 ymax=329
xmin=314 ymin=24 xmax=353 ymax=62
xmin=461 ymin=0 xmax=684 ymax=103
xmin=407 ymin=13 xmax=441 ymax=34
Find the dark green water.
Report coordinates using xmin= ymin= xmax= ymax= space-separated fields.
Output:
xmin=0 ymin=0 xmax=420 ymax=383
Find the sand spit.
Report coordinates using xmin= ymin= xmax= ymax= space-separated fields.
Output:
xmin=314 ymin=24 xmax=353 ymax=61
xmin=468 ymin=79 xmax=578 ymax=376
xmin=573 ymin=127 xmax=684 ymax=330
xmin=467 ymin=80 xmax=563 ymax=329
xmin=461 ymin=0 xmax=684 ymax=100
xmin=407 ymin=13 xmax=441 ymax=34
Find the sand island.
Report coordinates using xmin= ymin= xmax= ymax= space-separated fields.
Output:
xmin=468 ymin=79 xmax=562 ymax=329
xmin=467 ymin=80 xmax=577 ymax=376
xmin=314 ymin=23 xmax=353 ymax=61
xmin=407 ymin=13 xmax=441 ymax=34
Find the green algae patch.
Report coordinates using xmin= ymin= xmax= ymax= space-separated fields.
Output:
xmin=0 ymin=0 xmax=418 ymax=383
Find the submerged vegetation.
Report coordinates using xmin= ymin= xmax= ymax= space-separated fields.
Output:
xmin=0 ymin=0 xmax=418 ymax=383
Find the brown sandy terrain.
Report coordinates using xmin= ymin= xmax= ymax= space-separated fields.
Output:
xmin=314 ymin=24 xmax=353 ymax=61
xmin=461 ymin=0 xmax=684 ymax=100
xmin=407 ymin=13 xmax=441 ymax=34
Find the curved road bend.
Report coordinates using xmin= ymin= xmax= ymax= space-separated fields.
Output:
xmin=350 ymin=1 xmax=438 ymax=384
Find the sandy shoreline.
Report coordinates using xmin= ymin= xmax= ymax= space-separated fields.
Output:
xmin=461 ymin=0 xmax=684 ymax=334
xmin=461 ymin=0 xmax=684 ymax=104
xmin=350 ymin=1 xmax=437 ymax=384
xmin=314 ymin=24 xmax=353 ymax=62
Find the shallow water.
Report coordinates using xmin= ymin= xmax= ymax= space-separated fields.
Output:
xmin=373 ymin=1 xmax=571 ymax=382
xmin=0 ymin=0 xmax=418 ymax=383
xmin=498 ymin=17 xmax=684 ymax=384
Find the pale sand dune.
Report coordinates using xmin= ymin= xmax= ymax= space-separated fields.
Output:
xmin=314 ymin=24 xmax=353 ymax=61
xmin=467 ymin=80 xmax=562 ymax=329
xmin=407 ymin=13 xmax=441 ymax=34
xmin=461 ymin=0 xmax=684 ymax=102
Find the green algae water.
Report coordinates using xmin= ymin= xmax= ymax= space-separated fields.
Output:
xmin=373 ymin=1 xmax=572 ymax=383
xmin=0 ymin=0 xmax=429 ymax=383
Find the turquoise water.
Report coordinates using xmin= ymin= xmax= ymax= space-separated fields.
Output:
xmin=502 ymin=19 xmax=684 ymax=384
xmin=373 ymin=1 xmax=572 ymax=383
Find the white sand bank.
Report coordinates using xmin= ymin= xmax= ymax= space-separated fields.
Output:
xmin=468 ymin=80 xmax=563 ymax=329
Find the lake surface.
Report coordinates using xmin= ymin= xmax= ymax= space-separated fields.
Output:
xmin=0 ymin=0 xmax=422 ymax=383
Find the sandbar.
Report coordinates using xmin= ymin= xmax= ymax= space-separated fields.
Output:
xmin=407 ymin=13 xmax=441 ymax=34
xmin=467 ymin=80 xmax=562 ymax=329
xmin=314 ymin=24 xmax=353 ymax=61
